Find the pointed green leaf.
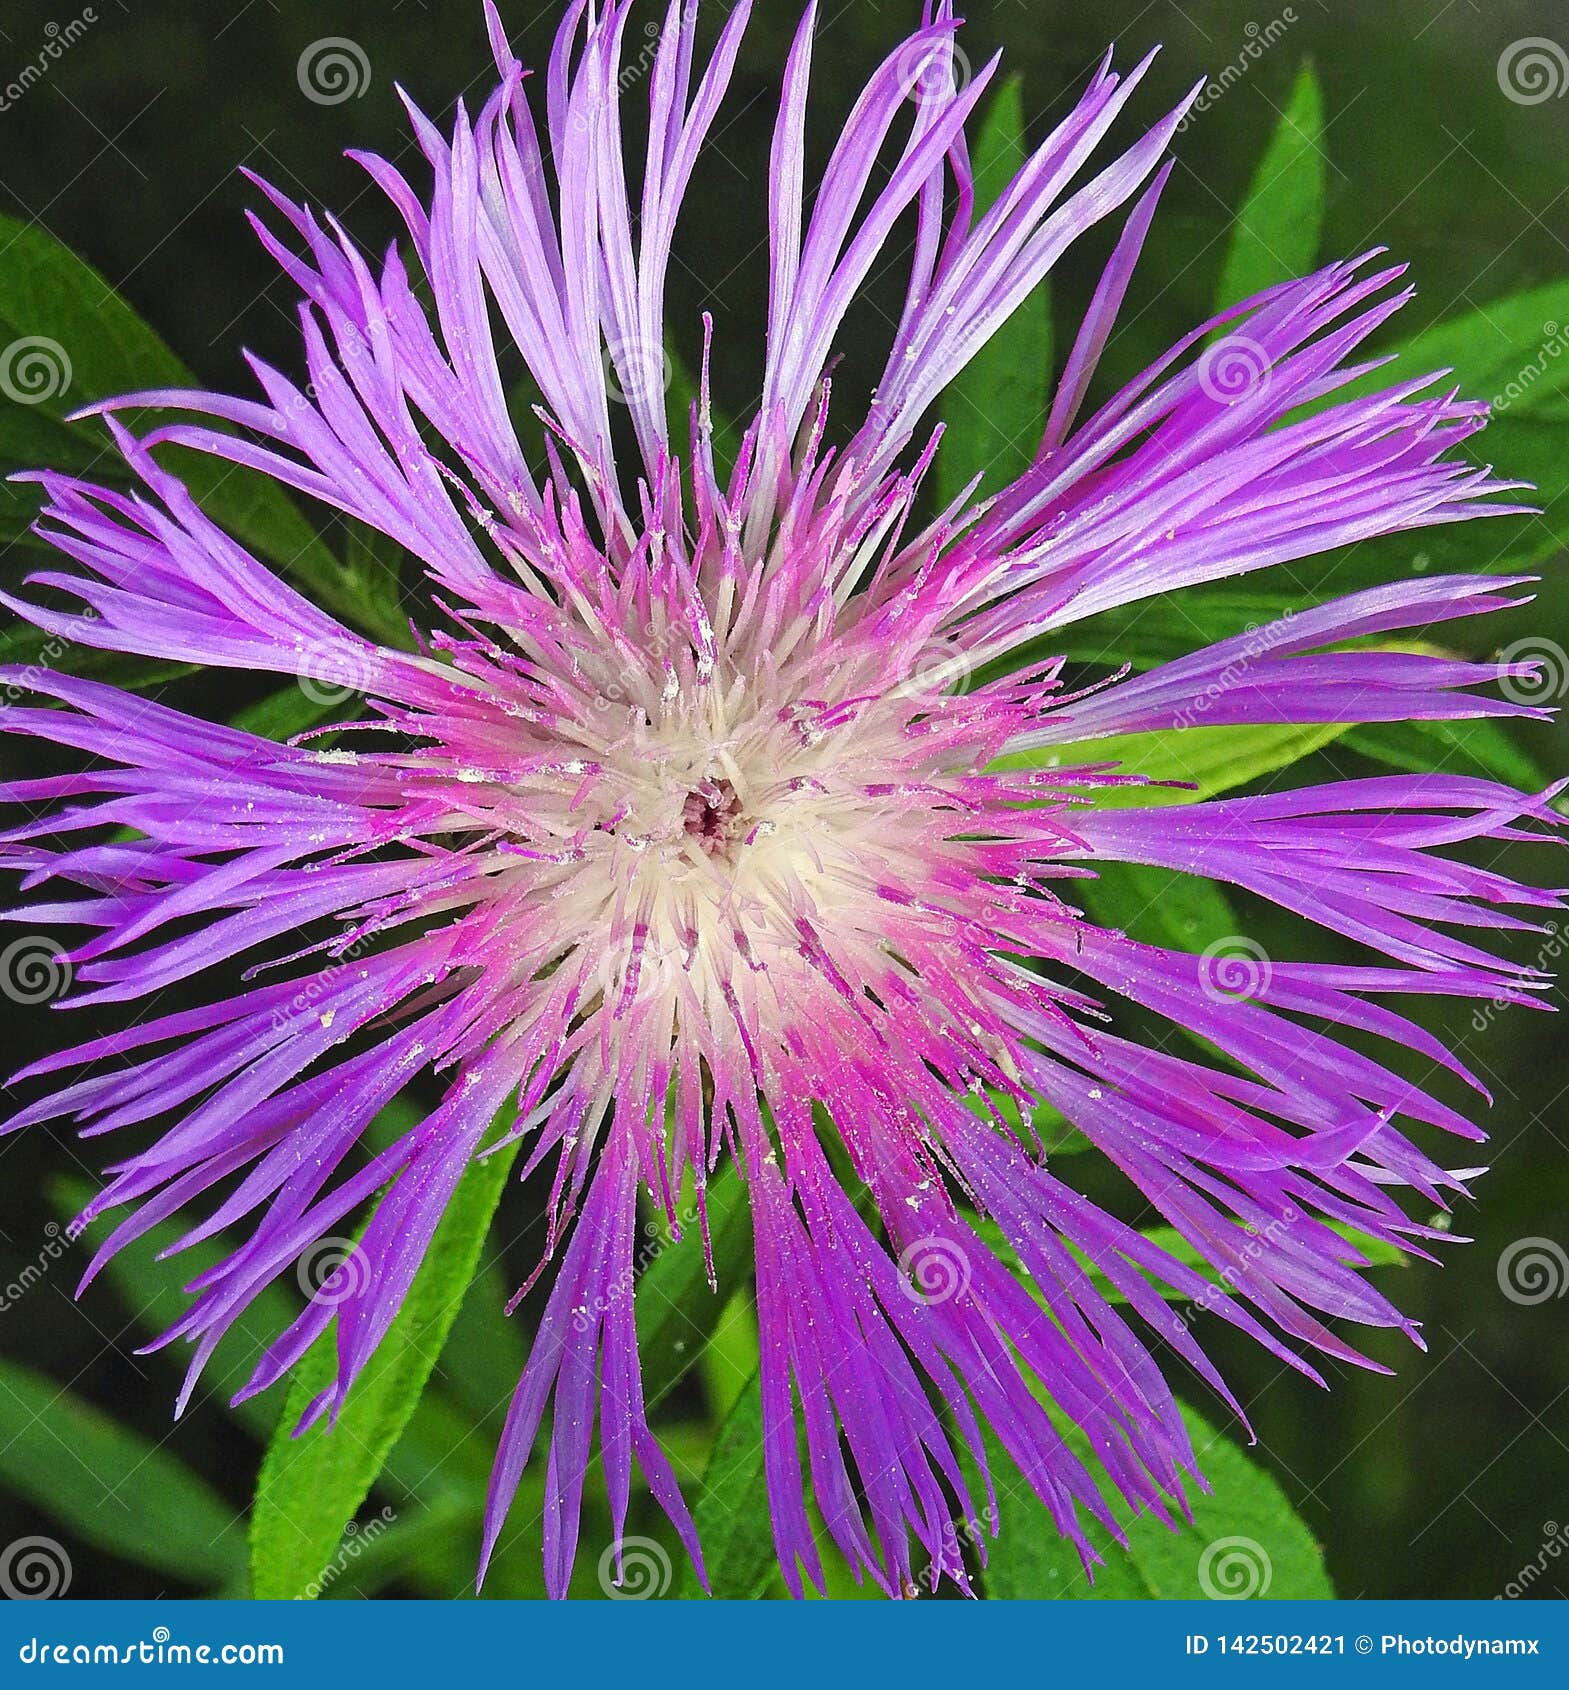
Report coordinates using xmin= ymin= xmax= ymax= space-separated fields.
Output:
xmin=937 ymin=77 xmax=1053 ymax=508
xmin=1345 ymin=716 xmax=1546 ymax=792
xmin=229 ymin=685 xmax=345 ymax=743
xmin=979 ymin=1400 xmax=1334 ymax=1599
xmin=636 ymin=1167 xmax=755 ymax=1413
xmin=249 ymin=1138 xmax=519 ymax=1600
xmin=1075 ymin=860 xmax=1241 ymax=954
xmin=0 ymin=1359 xmax=247 ymax=1585
xmin=677 ymin=1371 xmax=777 ymax=1598
xmin=999 ymin=720 xmax=1353 ymax=807
xmin=1214 ymin=65 xmax=1326 ymax=312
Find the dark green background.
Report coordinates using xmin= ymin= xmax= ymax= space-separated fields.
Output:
xmin=0 ymin=0 xmax=1566 ymax=1601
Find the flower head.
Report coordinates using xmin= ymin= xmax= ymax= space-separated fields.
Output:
xmin=2 ymin=0 xmax=1562 ymax=1599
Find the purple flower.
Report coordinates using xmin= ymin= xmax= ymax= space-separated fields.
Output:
xmin=1 ymin=0 xmax=1562 ymax=1599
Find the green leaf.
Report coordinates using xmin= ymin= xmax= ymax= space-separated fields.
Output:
xmin=0 ymin=1359 xmax=247 ymax=1586
xmin=1214 ymin=65 xmax=1326 ymax=312
xmin=998 ymin=720 xmax=1353 ymax=807
xmin=1075 ymin=860 xmax=1241 ymax=954
xmin=677 ymin=1371 xmax=777 ymax=1598
xmin=1048 ymin=586 xmax=1321 ymax=672
xmin=636 ymin=1167 xmax=755 ymax=1413
xmin=1345 ymin=716 xmax=1546 ymax=791
xmin=1389 ymin=282 xmax=1569 ymax=413
xmin=229 ymin=684 xmax=345 ymax=742
xmin=1317 ymin=281 xmax=1569 ymax=579
xmin=961 ymin=1087 xmax=1091 ymax=1157
xmin=979 ymin=1399 xmax=1334 ymax=1599
xmin=936 ymin=77 xmax=1053 ymax=509
xmin=249 ymin=1137 xmax=519 ymax=1600
xmin=431 ymin=1257 xmax=529 ymax=1431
